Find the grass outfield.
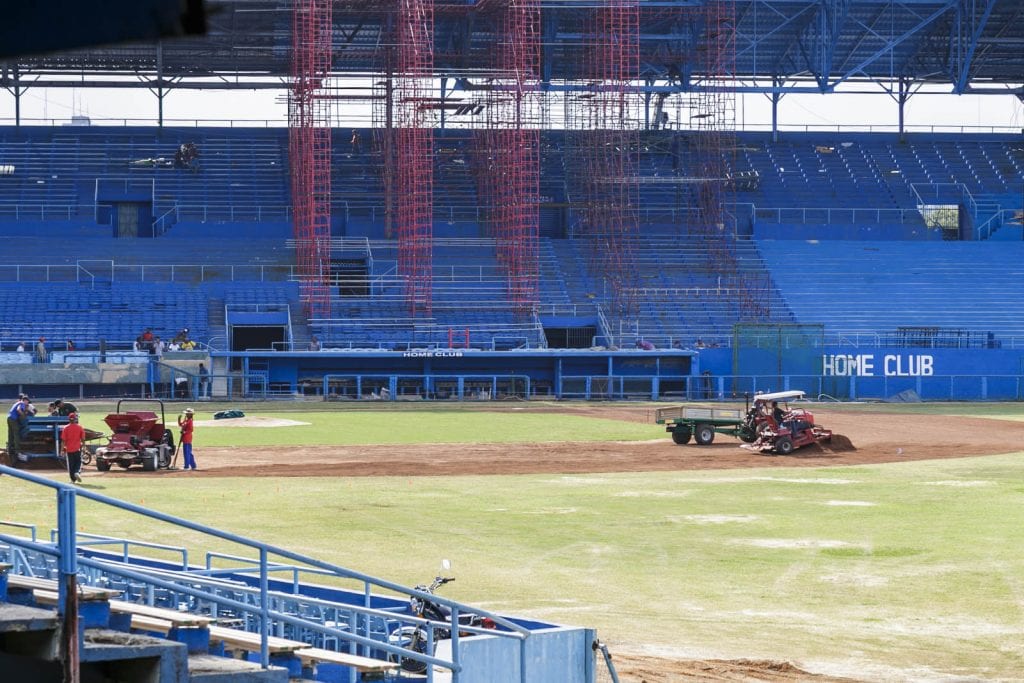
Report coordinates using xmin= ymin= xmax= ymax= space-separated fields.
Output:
xmin=6 ymin=401 xmax=1024 ymax=680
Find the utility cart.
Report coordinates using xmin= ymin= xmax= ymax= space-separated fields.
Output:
xmin=654 ymin=404 xmax=758 ymax=445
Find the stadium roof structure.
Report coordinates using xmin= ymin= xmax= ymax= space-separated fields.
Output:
xmin=2 ymin=0 xmax=1022 ymax=97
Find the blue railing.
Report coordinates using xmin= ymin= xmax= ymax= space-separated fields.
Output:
xmin=0 ymin=464 xmax=532 ymax=681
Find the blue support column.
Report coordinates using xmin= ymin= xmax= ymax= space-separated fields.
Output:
xmin=259 ymin=547 xmax=270 ymax=669
xmin=57 ymin=486 xmax=79 ymax=683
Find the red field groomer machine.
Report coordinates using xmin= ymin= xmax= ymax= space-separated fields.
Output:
xmin=93 ymin=400 xmax=176 ymax=472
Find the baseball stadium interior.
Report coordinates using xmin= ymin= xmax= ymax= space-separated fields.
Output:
xmin=1 ymin=0 xmax=1023 ymax=681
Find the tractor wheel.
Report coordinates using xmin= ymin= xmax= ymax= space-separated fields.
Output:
xmin=694 ymin=424 xmax=715 ymax=446
xmin=738 ymin=426 xmax=757 ymax=443
xmin=671 ymin=426 xmax=692 ymax=445
xmin=96 ymin=460 xmax=111 ymax=472
xmin=141 ymin=452 xmax=158 ymax=472
xmin=774 ymin=436 xmax=794 ymax=455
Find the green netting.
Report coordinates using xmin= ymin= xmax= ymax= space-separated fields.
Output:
xmin=732 ymin=323 xmax=830 ymax=396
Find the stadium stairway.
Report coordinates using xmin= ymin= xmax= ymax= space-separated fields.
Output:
xmin=0 ymin=563 xmax=293 ymax=682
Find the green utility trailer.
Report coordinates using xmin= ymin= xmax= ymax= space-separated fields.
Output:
xmin=654 ymin=404 xmax=758 ymax=445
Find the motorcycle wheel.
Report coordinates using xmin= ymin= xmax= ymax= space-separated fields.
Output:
xmin=81 ymin=450 xmax=93 ymax=465
xmin=399 ymin=629 xmax=429 ymax=674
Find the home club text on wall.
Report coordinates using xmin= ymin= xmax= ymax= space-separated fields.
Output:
xmin=822 ymin=354 xmax=934 ymax=377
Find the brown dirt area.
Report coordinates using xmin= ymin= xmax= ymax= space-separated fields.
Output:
xmin=77 ymin=406 xmax=1024 ymax=681
xmin=135 ymin=408 xmax=1020 ymax=479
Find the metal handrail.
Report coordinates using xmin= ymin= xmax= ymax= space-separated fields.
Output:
xmin=0 ymin=464 xmax=531 ymax=678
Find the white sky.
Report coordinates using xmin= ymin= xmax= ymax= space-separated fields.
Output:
xmin=2 ymin=81 xmax=1022 ymax=132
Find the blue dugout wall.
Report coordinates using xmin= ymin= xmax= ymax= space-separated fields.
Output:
xmin=698 ymin=346 xmax=1024 ymax=401
xmin=221 ymin=346 xmax=1024 ymax=402
xmin=222 ymin=349 xmax=697 ymax=401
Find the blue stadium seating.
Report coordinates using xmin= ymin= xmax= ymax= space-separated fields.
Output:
xmin=0 ymin=126 xmax=1021 ymax=351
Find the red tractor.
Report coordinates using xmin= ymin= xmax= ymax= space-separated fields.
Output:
xmin=93 ymin=400 xmax=175 ymax=472
xmin=743 ymin=390 xmax=833 ymax=455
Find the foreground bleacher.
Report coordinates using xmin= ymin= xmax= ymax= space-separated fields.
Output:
xmin=0 ymin=464 xmax=598 ymax=682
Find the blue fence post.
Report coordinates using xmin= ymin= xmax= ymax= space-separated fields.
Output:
xmin=57 ymin=485 xmax=79 ymax=681
xmin=259 ymin=547 xmax=270 ymax=669
xmin=57 ymin=486 xmax=77 ymax=611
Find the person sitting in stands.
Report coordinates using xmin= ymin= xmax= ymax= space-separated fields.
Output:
xmin=66 ymin=339 xmax=75 ymax=351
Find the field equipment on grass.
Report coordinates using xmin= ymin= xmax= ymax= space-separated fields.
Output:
xmin=387 ymin=563 xmax=497 ymax=674
xmin=93 ymin=399 xmax=175 ymax=472
xmin=3 ymin=415 xmax=104 ymax=468
xmin=656 ymin=390 xmax=832 ymax=454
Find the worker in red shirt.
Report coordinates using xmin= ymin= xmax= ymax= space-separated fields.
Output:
xmin=60 ymin=412 xmax=85 ymax=484
xmin=178 ymin=408 xmax=197 ymax=470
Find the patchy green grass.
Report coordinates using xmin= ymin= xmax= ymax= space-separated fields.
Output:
xmin=6 ymin=402 xmax=1024 ymax=681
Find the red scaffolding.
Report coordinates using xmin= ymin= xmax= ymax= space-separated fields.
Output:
xmin=475 ymin=0 xmax=542 ymax=316
xmin=682 ymin=0 xmax=769 ymax=320
xmin=393 ymin=0 xmax=435 ymax=316
xmin=289 ymin=0 xmax=333 ymax=320
xmin=567 ymin=1 xmax=641 ymax=321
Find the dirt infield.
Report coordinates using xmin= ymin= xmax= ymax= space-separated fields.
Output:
xmin=88 ymin=406 xmax=1023 ymax=682
xmin=157 ymin=408 xmax=1019 ymax=479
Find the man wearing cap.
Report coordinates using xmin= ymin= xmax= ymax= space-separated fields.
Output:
xmin=178 ymin=408 xmax=197 ymax=470
xmin=7 ymin=394 xmax=30 ymax=461
xmin=60 ymin=413 xmax=85 ymax=484
xmin=49 ymin=399 xmax=78 ymax=417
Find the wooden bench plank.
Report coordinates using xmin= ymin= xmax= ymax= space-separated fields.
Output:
xmin=295 ymin=647 xmax=398 ymax=673
xmin=108 ymin=599 xmax=213 ymax=627
xmin=8 ymin=575 xmax=122 ymax=600
xmin=207 ymin=624 xmax=307 ymax=654
xmin=129 ymin=614 xmax=174 ymax=634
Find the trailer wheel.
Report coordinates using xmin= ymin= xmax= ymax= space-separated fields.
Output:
xmin=694 ymin=424 xmax=715 ymax=445
xmin=96 ymin=460 xmax=111 ymax=472
xmin=774 ymin=436 xmax=794 ymax=455
xmin=671 ymin=426 xmax=692 ymax=445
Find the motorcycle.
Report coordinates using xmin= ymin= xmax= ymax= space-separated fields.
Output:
xmin=388 ymin=563 xmax=497 ymax=674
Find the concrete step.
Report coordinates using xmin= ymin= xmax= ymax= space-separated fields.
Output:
xmin=0 ymin=604 xmax=59 ymax=681
xmin=83 ymin=628 xmax=188 ymax=682
xmin=0 ymin=602 xmax=59 ymax=635
xmin=188 ymin=653 xmax=290 ymax=682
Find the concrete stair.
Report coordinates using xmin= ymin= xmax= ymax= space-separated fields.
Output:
xmin=0 ymin=564 xmax=366 ymax=682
